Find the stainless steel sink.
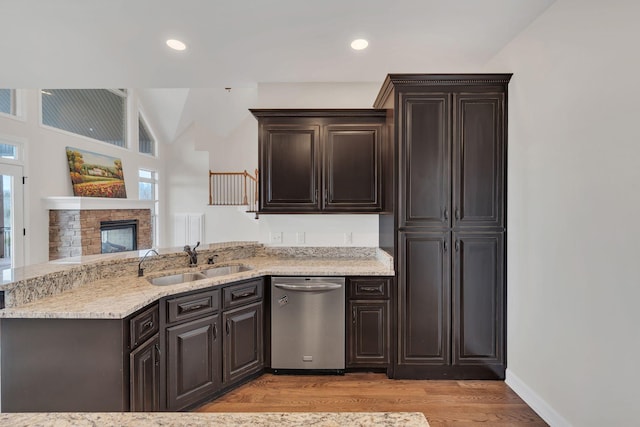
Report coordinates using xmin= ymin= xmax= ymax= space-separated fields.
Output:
xmin=201 ymin=265 xmax=252 ymax=277
xmin=147 ymin=272 xmax=206 ymax=286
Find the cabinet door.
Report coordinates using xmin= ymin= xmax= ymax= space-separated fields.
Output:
xmin=399 ymin=93 xmax=451 ymax=228
xmin=166 ymin=314 xmax=221 ymax=411
xmin=130 ymin=334 xmax=160 ymax=412
xmin=259 ymin=124 xmax=320 ymax=211
xmin=452 ymin=232 xmax=505 ymax=373
xmin=397 ymin=231 xmax=451 ymax=367
xmin=223 ymin=301 xmax=264 ymax=385
xmin=347 ymin=300 xmax=390 ymax=366
xmin=323 ymin=124 xmax=382 ymax=211
xmin=453 ymin=93 xmax=505 ymax=229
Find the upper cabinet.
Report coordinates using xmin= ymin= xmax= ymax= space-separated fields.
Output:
xmin=251 ymin=110 xmax=387 ymax=213
xmin=385 ymin=77 xmax=507 ymax=231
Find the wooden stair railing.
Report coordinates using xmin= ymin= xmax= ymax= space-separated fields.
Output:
xmin=208 ymin=169 xmax=259 ymax=214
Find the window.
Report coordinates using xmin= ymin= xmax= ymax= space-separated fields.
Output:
xmin=139 ymin=169 xmax=159 ymax=246
xmin=41 ymin=89 xmax=127 ymax=147
xmin=138 ymin=115 xmax=156 ymax=155
xmin=0 ymin=139 xmax=22 ymax=162
xmin=0 ymin=89 xmax=17 ymax=116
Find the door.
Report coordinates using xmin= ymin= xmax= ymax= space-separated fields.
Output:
xmin=452 ymin=232 xmax=505 ymax=372
xmin=166 ymin=314 xmax=221 ymax=411
xmin=129 ymin=334 xmax=160 ymax=412
xmin=452 ymin=93 xmax=505 ymax=229
xmin=222 ymin=302 xmax=263 ymax=384
xmin=397 ymin=231 xmax=451 ymax=369
xmin=347 ymin=300 xmax=390 ymax=366
xmin=323 ymin=124 xmax=382 ymax=211
xmin=0 ymin=163 xmax=24 ymax=268
xmin=259 ymin=124 xmax=320 ymax=211
xmin=399 ymin=92 xmax=452 ymax=229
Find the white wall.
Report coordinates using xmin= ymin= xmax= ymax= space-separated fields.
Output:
xmin=0 ymin=89 xmax=164 ymax=265
xmin=485 ymin=1 xmax=640 ymax=425
xmin=165 ymin=82 xmax=383 ymax=247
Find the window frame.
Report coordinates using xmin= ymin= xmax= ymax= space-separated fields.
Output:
xmin=39 ymin=89 xmax=129 ymax=150
xmin=0 ymin=89 xmax=25 ymax=122
xmin=138 ymin=109 xmax=158 ymax=157
xmin=139 ymin=168 xmax=159 ymax=246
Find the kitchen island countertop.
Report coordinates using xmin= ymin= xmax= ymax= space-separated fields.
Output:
xmin=0 ymin=411 xmax=429 ymax=426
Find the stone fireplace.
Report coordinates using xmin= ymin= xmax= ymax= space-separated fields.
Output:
xmin=45 ymin=197 xmax=153 ymax=260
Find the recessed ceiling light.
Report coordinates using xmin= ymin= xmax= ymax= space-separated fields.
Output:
xmin=166 ymin=39 xmax=187 ymax=51
xmin=350 ymin=39 xmax=369 ymax=50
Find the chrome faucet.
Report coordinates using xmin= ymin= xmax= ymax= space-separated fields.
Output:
xmin=184 ymin=241 xmax=200 ymax=267
xmin=138 ymin=249 xmax=159 ymax=277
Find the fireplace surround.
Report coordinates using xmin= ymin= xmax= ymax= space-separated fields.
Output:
xmin=48 ymin=207 xmax=152 ymax=260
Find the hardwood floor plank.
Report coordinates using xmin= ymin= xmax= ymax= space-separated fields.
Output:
xmin=196 ymin=373 xmax=548 ymax=426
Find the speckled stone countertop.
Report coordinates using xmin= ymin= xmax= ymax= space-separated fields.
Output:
xmin=0 ymin=242 xmax=394 ymax=319
xmin=0 ymin=412 xmax=429 ymax=426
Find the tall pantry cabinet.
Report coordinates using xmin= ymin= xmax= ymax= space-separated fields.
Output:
xmin=375 ymin=74 xmax=512 ymax=379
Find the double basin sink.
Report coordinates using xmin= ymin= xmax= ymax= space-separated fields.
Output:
xmin=147 ymin=265 xmax=252 ymax=286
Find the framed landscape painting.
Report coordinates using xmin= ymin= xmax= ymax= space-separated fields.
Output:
xmin=66 ymin=147 xmax=127 ymax=198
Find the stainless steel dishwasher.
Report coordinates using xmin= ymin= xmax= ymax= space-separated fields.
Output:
xmin=271 ymin=276 xmax=345 ymax=373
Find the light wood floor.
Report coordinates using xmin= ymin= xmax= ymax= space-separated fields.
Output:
xmin=197 ymin=373 xmax=548 ymax=426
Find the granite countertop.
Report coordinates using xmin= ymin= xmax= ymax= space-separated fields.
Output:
xmin=0 ymin=412 xmax=429 ymax=426
xmin=0 ymin=243 xmax=394 ymax=320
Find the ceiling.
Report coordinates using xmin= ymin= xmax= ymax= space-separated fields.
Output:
xmin=1 ymin=0 xmax=556 ymax=88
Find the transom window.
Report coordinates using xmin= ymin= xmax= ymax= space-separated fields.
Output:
xmin=41 ymin=89 xmax=128 ymax=147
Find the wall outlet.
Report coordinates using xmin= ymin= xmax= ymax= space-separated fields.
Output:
xmin=296 ymin=232 xmax=306 ymax=244
xmin=270 ymin=232 xmax=283 ymax=244
xmin=344 ymin=232 xmax=353 ymax=245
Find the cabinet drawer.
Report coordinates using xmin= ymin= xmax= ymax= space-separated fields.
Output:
xmin=223 ymin=278 xmax=264 ymax=309
xmin=349 ymin=277 xmax=391 ymax=299
xmin=167 ymin=289 xmax=220 ymax=324
xmin=130 ymin=304 xmax=159 ymax=349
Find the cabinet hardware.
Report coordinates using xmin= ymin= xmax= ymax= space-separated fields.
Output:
xmin=444 ymin=208 xmax=448 ymax=221
xmin=231 ymin=289 xmax=256 ymax=300
xmin=154 ymin=343 xmax=161 ymax=367
xmin=455 ymin=240 xmax=460 ymax=252
xmin=213 ymin=323 xmax=217 ymax=340
xmin=352 ymin=307 xmax=356 ymax=324
xmin=360 ymin=286 xmax=381 ymax=292
xmin=226 ymin=319 xmax=231 ymax=335
xmin=455 ymin=208 xmax=460 ymax=220
xmin=182 ymin=304 xmax=205 ymax=312
xmin=142 ymin=320 xmax=153 ymax=330
xmin=444 ymin=241 xmax=448 ymax=252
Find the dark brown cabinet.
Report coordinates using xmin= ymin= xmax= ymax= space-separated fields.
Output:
xmin=347 ymin=277 xmax=392 ymax=368
xmin=223 ymin=302 xmax=264 ymax=384
xmin=130 ymin=334 xmax=161 ymax=412
xmin=252 ymin=109 xmax=386 ymax=213
xmin=397 ymin=231 xmax=451 ymax=367
xmin=376 ymin=74 xmax=510 ymax=379
xmin=166 ymin=314 xmax=221 ymax=411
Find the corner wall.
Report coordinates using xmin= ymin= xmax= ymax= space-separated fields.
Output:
xmin=485 ymin=1 xmax=640 ymax=425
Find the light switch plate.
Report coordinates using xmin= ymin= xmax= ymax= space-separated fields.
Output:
xmin=296 ymin=232 xmax=306 ymax=244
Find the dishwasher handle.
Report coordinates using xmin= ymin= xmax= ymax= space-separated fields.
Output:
xmin=273 ymin=283 xmax=342 ymax=292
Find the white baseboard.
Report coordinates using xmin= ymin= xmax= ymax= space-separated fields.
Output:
xmin=505 ymin=368 xmax=572 ymax=427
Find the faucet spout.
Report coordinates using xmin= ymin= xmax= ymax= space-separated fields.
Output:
xmin=184 ymin=241 xmax=200 ymax=267
xmin=138 ymin=249 xmax=159 ymax=277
